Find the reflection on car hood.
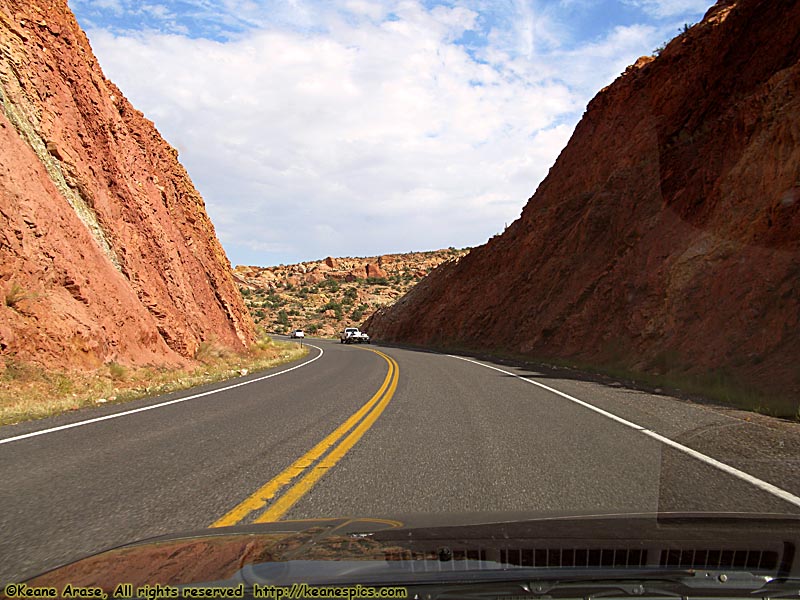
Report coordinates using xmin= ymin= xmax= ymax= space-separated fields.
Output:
xmin=27 ymin=512 xmax=800 ymax=589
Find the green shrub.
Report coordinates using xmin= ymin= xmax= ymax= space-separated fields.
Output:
xmin=5 ymin=282 xmax=28 ymax=308
xmin=320 ymin=279 xmax=341 ymax=292
xmin=320 ymin=300 xmax=342 ymax=311
xmin=320 ymin=301 xmax=343 ymax=320
xmin=266 ymin=293 xmax=286 ymax=308
xmin=108 ymin=361 xmax=127 ymax=381
xmin=342 ymin=287 xmax=357 ymax=306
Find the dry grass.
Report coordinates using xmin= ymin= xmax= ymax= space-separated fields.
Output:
xmin=0 ymin=333 xmax=308 ymax=426
xmin=4 ymin=281 xmax=28 ymax=308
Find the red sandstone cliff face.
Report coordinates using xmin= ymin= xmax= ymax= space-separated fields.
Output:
xmin=0 ymin=0 xmax=256 ymax=370
xmin=366 ymin=0 xmax=800 ymax=401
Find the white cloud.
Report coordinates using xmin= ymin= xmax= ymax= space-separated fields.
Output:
xmin=624 ymin=0 xmax=711 ymax=19
xmin=343 ymin=0 xmax=388 ymax=22
xmin=78 ymin=0 xmax=700 ymax=265
xmin=92 ymin=0 xmax=124 ymax=14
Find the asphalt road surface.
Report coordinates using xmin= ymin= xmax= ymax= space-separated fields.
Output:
xmin=2 ymin=339 xmax=799 ymax=583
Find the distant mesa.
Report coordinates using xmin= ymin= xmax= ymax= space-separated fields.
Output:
xmin=234 ymin=249 xmax=469 ymax=339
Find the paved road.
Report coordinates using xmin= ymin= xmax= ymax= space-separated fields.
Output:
xmin=2 ymin=339 xmax=799 ymax=583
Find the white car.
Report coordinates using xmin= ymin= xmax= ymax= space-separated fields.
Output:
xmin=289 ymin=329 xmax=305 ymax=339
xmin=340 ymin=327 xmax=370 ymax=344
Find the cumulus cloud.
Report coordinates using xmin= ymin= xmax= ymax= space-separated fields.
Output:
xmin=72 ymin=0 xmax=706 ymax=265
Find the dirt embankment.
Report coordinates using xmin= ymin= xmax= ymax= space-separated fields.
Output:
xmin=366 ymin=0 xmax=800 ymax=410
xmin=0 ymin=0 xmax=256 ymax=371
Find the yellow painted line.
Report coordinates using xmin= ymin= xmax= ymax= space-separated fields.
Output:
xmin=254 ymin=352 xmax=399 ymax=522
xmin=211 ymin=349 xmax=396 ymax=528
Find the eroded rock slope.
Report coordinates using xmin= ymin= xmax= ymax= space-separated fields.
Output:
xmin=367 ymin=0 xmax=800 ymax=404
xmin=0 ymin=0 xmax=255 ymax=369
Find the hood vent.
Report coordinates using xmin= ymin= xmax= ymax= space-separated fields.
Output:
xmin=388 ymin=546 xmax=783 ymax=573
xmin=660 ymin=549 xmax=779 ymax=570
xmin=500 ymin=548 xmax=646 ymax=568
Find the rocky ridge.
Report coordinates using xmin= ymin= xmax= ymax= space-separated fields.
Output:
xmin=234 ymin=249 xmax=468 ymax=338
xmin=366 ymin=0 xmax=800 ymax=413
xmin=0 ymin=0 xmax=256 ymax=371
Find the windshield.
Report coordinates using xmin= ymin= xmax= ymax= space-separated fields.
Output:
xmin=1 ymin=0 xmax=799 ymax=595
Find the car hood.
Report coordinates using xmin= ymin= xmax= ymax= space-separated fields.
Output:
xmin=26 ymin=511 xmax=800 ymax=589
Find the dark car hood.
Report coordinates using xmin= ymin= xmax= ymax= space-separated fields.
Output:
xmin=26 ymin=511 xmax=800 ymax=589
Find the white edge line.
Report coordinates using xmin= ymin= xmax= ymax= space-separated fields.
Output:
xmin=448 ymin=355 xmax=646 ymax=431
xmin=0 ymin=344 xmax=324 ymax=446
xmin=448 ymin=354 xmax=800 ymax=509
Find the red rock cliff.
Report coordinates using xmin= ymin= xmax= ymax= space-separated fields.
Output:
xmin=0 ymin=0 xmax=256 ymax=369
xmin=366 ymin=0 xmax=800 ymax=401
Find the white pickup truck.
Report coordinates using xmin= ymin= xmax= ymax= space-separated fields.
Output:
xmin=340 ymin=327 xmax=370 ymax=344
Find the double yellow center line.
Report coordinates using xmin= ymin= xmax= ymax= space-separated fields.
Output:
xmin=211 ymin=348 xmax=399 ymax=527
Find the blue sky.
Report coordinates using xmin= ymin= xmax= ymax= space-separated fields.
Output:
xmin=68 ymin=0 xmax=711 ymax=267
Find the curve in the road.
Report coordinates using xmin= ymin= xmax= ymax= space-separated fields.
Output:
xmin=0 ymin=344 xmax=324 ymax=446
xmin=212 ymin=348 xmax=400 ymax=527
